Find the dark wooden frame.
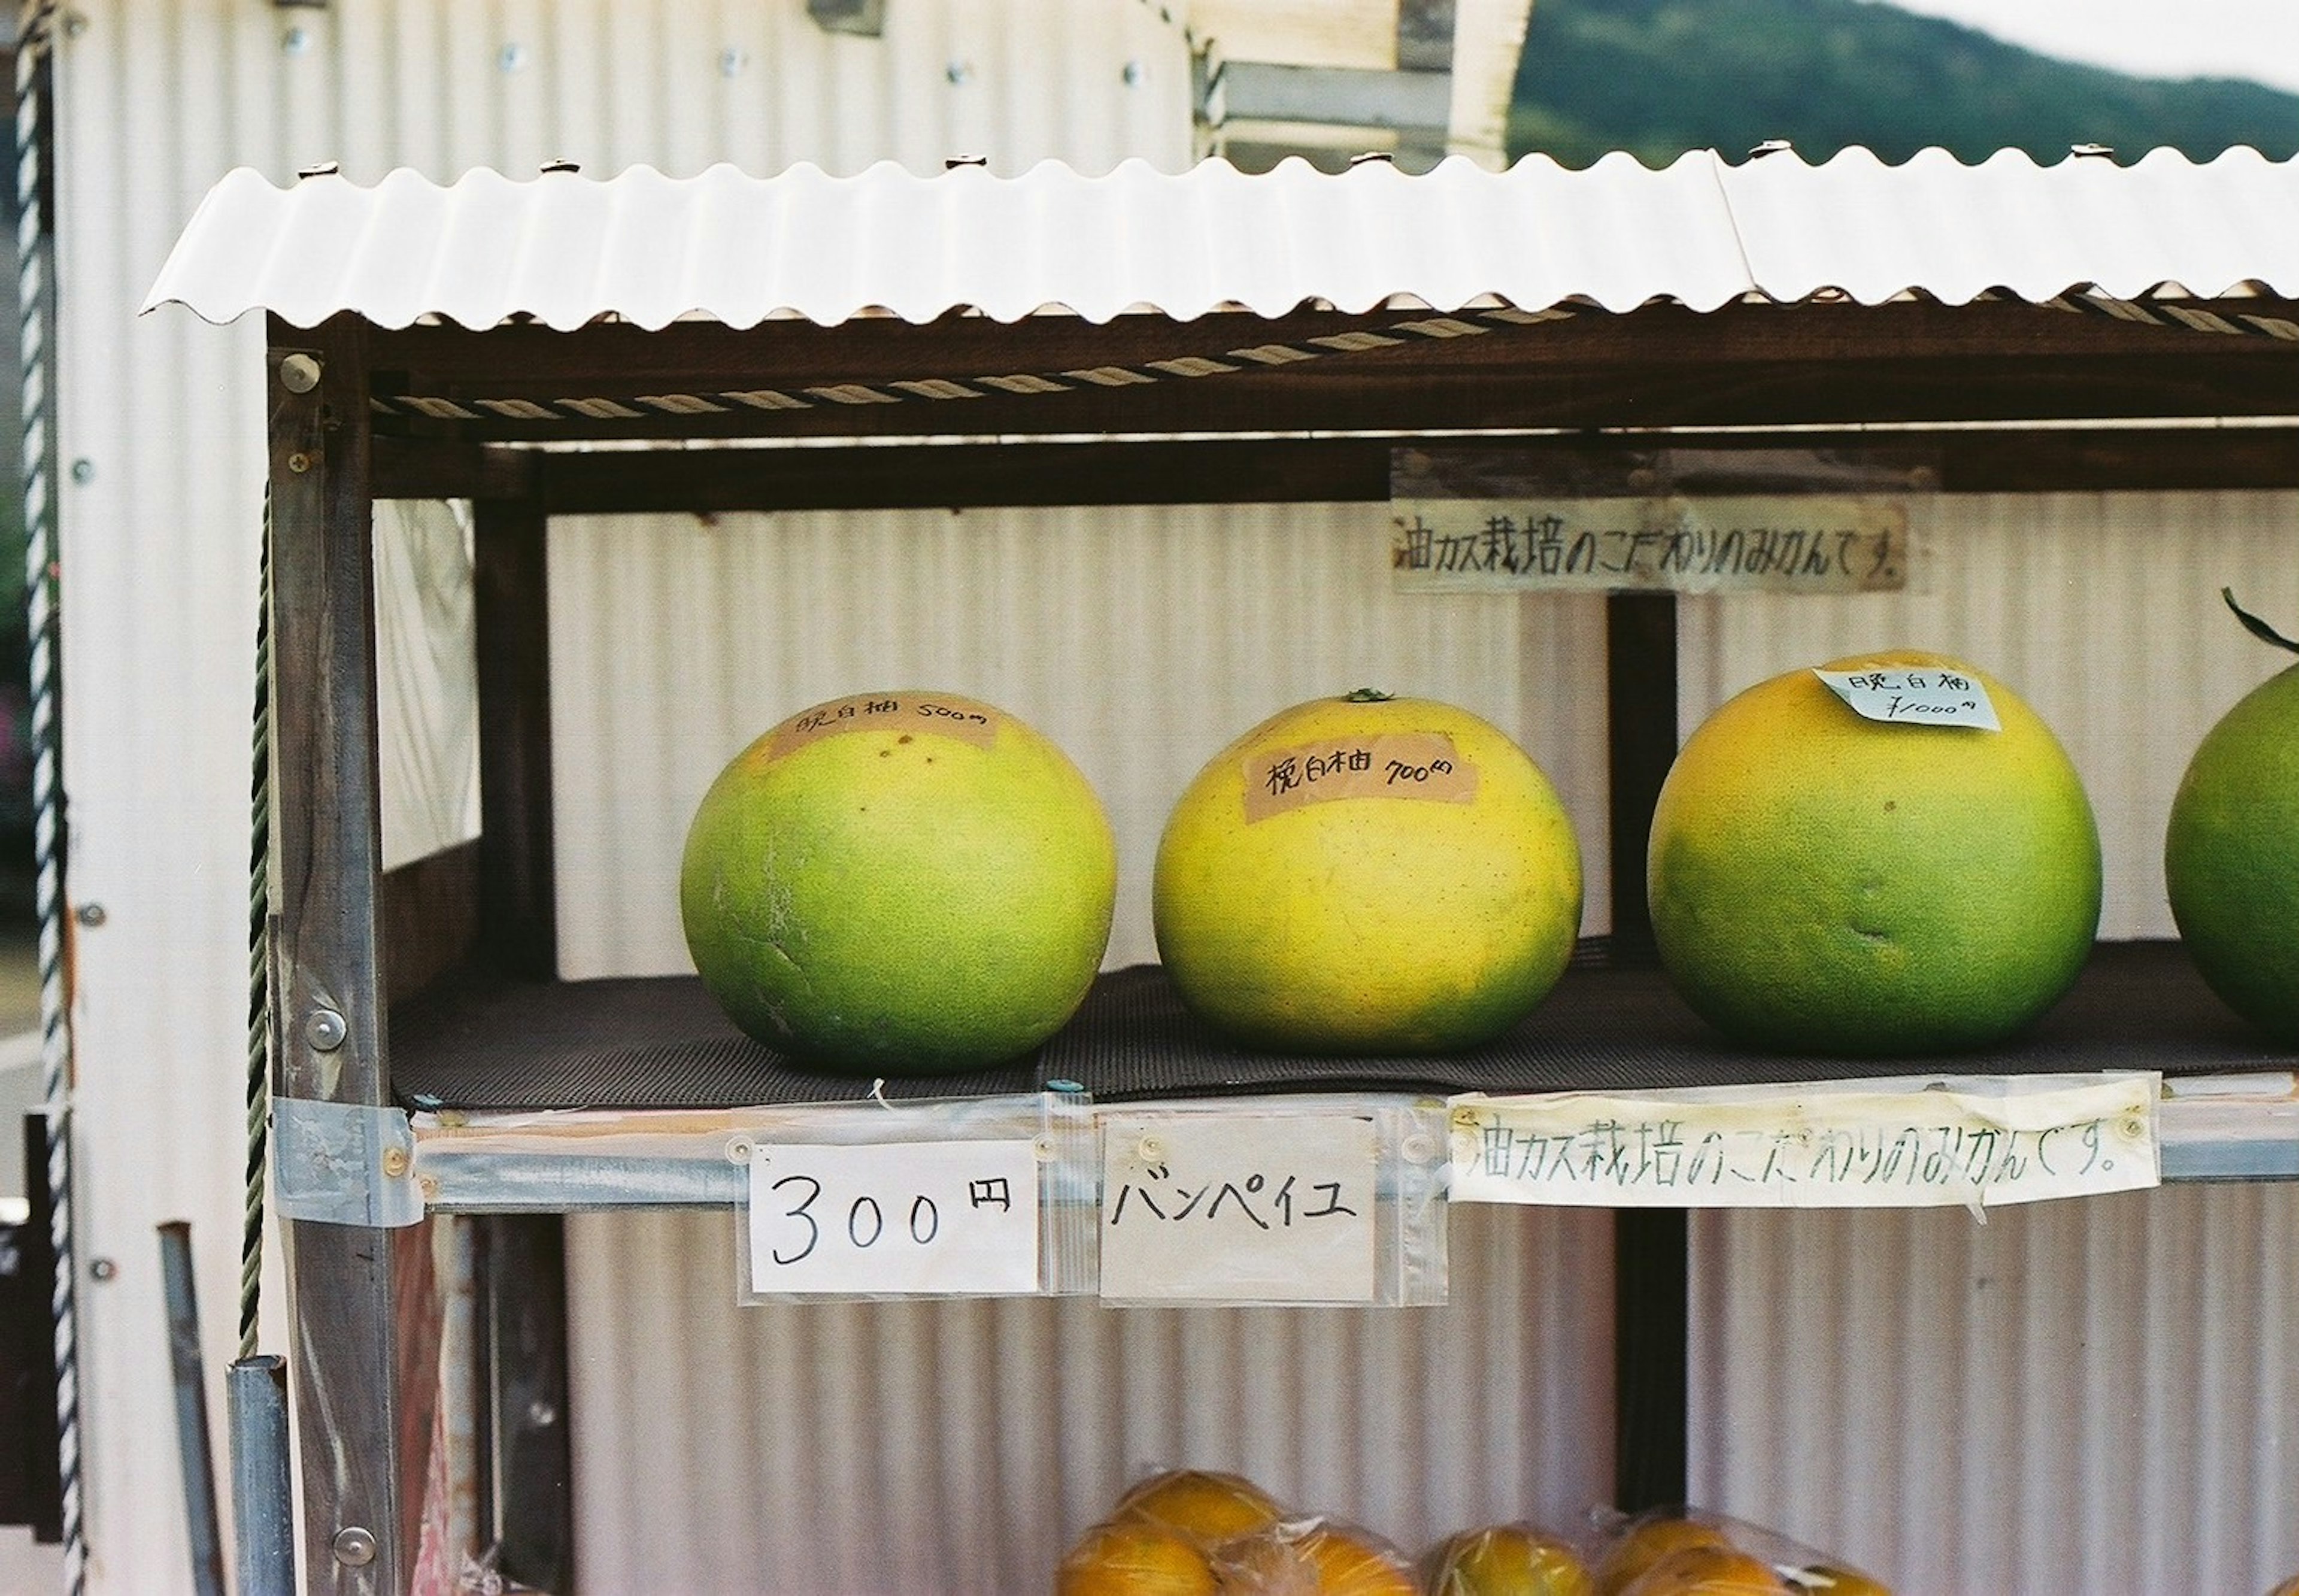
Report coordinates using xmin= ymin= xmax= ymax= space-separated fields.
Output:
xmin=269 ymin=298 xmax=2299 ymax=1591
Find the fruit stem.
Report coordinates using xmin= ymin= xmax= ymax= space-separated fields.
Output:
xmin=2223 ymin=587 xmax=2299 ymax=657
xmin=1343 ymin=687 xmax=1395 ymax=702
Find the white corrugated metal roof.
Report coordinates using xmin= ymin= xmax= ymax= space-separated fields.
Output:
xmin=141 ymin=145 xmax=2299 ymax=333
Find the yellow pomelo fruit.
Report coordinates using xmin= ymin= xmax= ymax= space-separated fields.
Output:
xmin=1646 ymin=650 xmax=2101 ymax=1055
xmin=1594 ymin=1519 xmax=1736 ymax=1596
xmin=1114 ymin=1469 xmax=1286 ymax=1545
xmin=680 ymin=690 xmax=1116 ymax=1073
xmin=1430 ymin=1523 xmax=1598 ymax=1596
xmin=1057 ymin=1519 xmax=1221 ymax=1596
xmin=1153 ymin=691 xmax=1584 ymax=1053
xmin=2164 ymin=625 xmax=2299 ymax=1043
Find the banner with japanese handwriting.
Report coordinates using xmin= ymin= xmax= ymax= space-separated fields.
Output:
xmin=1448 ymin=1073 xmax=2160 ymax=1210
xmin=1390 ymin=494 xmax=1912 ymax=594
xmin=1099 ymin=1112 xmax=1378 ymax=1302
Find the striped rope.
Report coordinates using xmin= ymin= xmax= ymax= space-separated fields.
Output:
xmin=241 ymin=488 xmax=269 ymax=1363
xmin=16 ymin=3 xmax=82 ymax=1591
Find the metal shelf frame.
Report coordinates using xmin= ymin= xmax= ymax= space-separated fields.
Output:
xmin=262 ymin=294 xmax=2299 ymax=1593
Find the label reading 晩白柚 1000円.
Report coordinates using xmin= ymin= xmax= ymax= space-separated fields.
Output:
xmin=1815 ymin=667 xmax=2001 ymax=730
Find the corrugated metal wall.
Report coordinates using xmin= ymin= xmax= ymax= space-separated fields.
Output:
xmin=53 ymin=3 xmax=1189 ymax=1591
xmin=1680 ymin=488 xmax=2299 ymax=1596
xmin=1692 ymin=1184 xmax=2299 ymax=1596
xmin=566 ymin=1201 xmax=1613 ymax=1595
xmin=51 ymin=0 xmax=2299 ymax=1590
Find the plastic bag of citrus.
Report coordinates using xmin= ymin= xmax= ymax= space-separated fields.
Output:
xmin=1211 ymin=1515 xmax=1420 ymax=1595
xmin=1056 ymin=1468 xmax=1287 ymax=1595
xmin=1423 ymin=1519 xmax=1600 ymax=1594
xmin=1587 ymin=1507 xmax=1892 ymax=1595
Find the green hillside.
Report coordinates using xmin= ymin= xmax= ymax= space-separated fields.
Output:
xmin=1511 ymin=0 xmax=2299 ymax=166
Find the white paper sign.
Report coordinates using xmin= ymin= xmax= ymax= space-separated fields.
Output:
xmin=1449 ymin=1073 xmax=2158 ymax=1210
xmin=1816 ymin=666 xmax=2001 ymax=730
xmin=1099 ymin=1113 xmax=1378 ymax=1303
xmin=1390 ymin=494 xmax=1912 ymax=594
xmin=747 ymin=1140 xmax=1041 ymax=1295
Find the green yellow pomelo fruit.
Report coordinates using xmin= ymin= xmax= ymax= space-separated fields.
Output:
xmin=2165 ymin=653 xmax=2299 ymax=1044
xmin=1646 ymin=650 xmax=2101 ymax=1055
xmin=1152 ymin=692 xmax=1584 ymax=1054
xmin=679 ymin=690 xmax=1116 ymax=1074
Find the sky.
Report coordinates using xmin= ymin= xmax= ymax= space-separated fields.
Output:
xmin=1879 ymin=0 xmax=2299 ymax=95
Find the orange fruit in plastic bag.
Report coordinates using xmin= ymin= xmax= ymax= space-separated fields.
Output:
xmin=1114 ymin=1468 xmax=1285 ymax=1545
xmin=1619 ymin=1545 xmax=1792 ymax=1595
xmin=1057 ymin=1518 xmax=1220 ymax=1596
xmin=1219 ymin=1521 xmax=1417 ymax=1595
xmin=1594 ymin=1518 xmax=1735 ymax=1595
xmin=1793 ymin=1563 xmax=1894 ymax=1596
xmin=1430 ymin=1522 xmax=1597 ymax=1595
xmin=1299 ymin=1523 xmax=1419 ymax=1595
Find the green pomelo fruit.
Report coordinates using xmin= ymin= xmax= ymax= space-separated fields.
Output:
xmin=2165 ymin=607 xmax=2299 ymax=1044
xmin=680 ymin=691 xmax=1117 ymax=1074
xmin=1647 ymin=650 xmax=2101 ymax=1056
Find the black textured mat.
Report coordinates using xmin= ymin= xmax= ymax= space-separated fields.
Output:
xmin=389 ymin=941 xmax=2294 ymax=1112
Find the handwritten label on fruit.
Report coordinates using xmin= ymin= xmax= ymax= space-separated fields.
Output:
xmin=1099 ymin=1113 xmax=1378 ymax=1302
xmin=1242 ymin=733 xmax=1477 ymax=823
xmin=765 ymin=693 xmax=1000 ymax=760
xmin=1447 ymin=1073 xmax=2159 ymax=1210
xmin=1815 ymin=668 xmax=2001 ymax=730
xmin=1390 ymin=494 xmax=1911 ymax=594
xmin=747 ymin=1139 xmax=1040 ymax=1295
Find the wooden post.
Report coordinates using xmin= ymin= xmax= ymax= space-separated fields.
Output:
xmin=265 ymin=314 xmax=411 ymax=1594
xmin=1606 ymin=589 xmax=1689 ymax=1511
xmin=472 ymin=496 xmax=556 ymax=979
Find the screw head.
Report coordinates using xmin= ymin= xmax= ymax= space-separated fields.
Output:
xmin=332 ymin=1526 xmax=378 ymax=1567
xmin=305 ymin=1008 xmax=347 ymax=1052
xmin=381 ymin=1146 xmax=411 ymax=1179
xmin=68 ymin=459 xmax=93 ymax=484
xmin=89 ymin=1258 xmax=117 ymax=1282
xmin=74 ymin=903 xmax=105 ymax=927
xmin=278 ymin=353 xmax=322 ymax=393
